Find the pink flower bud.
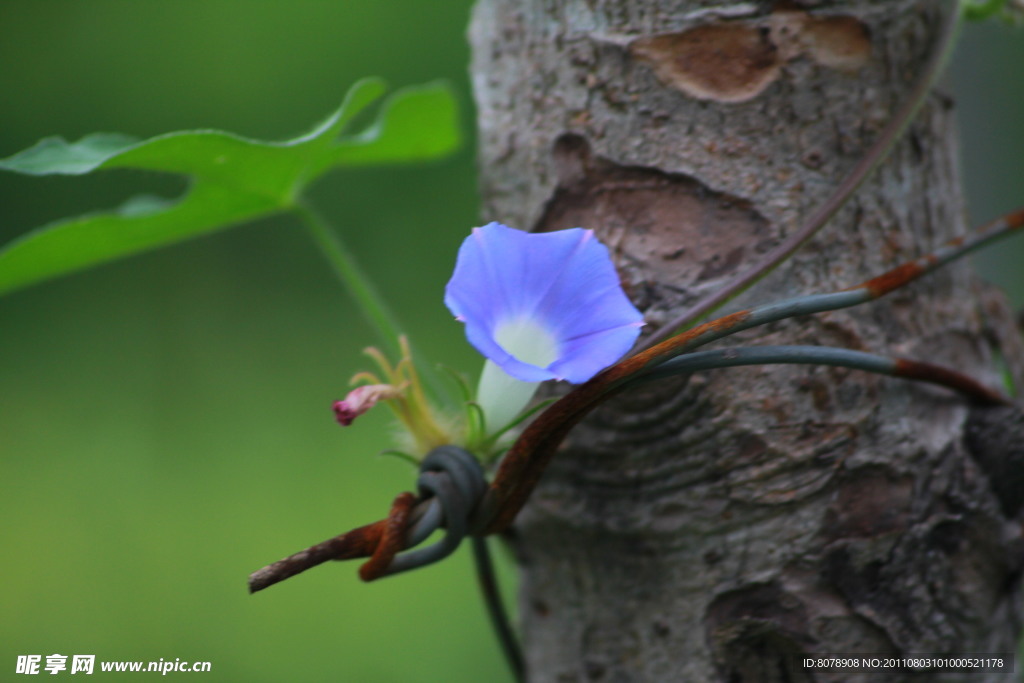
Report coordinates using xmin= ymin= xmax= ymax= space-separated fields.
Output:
xmin=332 ymin=384 xmax=403 ymax=426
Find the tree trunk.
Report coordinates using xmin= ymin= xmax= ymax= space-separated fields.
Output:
xmin=469 ymin=1 xmax=1024 ymax=681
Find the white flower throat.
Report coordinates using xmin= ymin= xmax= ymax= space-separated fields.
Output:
xmin=476 ymin=315 xmax=559 ymax=432
xmin=494 ymin=315 xmax=560 ymax=368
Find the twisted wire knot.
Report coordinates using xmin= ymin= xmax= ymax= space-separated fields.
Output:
xmin=361 ymin=445 xmax=489 ymax=580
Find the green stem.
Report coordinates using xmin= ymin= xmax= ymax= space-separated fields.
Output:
xmin=295 ymin=201 xmax=405 ymax=359
xmin=295 ymin=201 xmax=449 ymax=403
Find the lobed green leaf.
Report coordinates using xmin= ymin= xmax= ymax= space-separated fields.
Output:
xmin=0 ymin=78 xmax=460 ymax=295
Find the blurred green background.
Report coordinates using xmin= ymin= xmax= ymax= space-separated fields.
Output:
xmin=1 ymin=3 xmax=1021 ymax=681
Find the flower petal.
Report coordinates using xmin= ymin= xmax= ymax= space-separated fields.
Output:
xmin=445 ymin=222 xmax=643 ymax=384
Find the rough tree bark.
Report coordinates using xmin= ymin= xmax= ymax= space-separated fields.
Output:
xmin=469 ymin=1 xmax=1024 ymax=681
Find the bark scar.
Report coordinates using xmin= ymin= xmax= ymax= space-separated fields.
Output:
xmin=537 ymin=134 xmax=771 ymax=311
xmin=629 ymin=8 xmax=870 ymax=103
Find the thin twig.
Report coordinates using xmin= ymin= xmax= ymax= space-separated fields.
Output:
xmin=248 ymin=518 xmax=388 ymax=593
xmin=248 ymin=446 xmax=489 ymax=590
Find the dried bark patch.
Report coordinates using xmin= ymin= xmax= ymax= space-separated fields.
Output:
xmin=630 ymin=10 xmax=870 ymax=103
xmin=537 ymin=134 xmax=771 ymax=308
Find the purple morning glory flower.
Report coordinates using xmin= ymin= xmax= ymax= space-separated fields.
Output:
xmin=445 ymin=222 xmax=643 ymax=429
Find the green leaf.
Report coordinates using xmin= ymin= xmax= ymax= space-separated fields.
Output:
xmin=329 ymin=82 xmax=462 ymax=167
xmin=0 ymin=78 xmax=460 ymax=296
xmin=961 ymin=0 xmax=1024 ymax=21
xmin=0 ymin=185 xmax=276 ymax=295
xmin=962 ymin=0 xmax=1003 ymax=20
xmin=0 ymin=133 xmax=141 ymax=175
